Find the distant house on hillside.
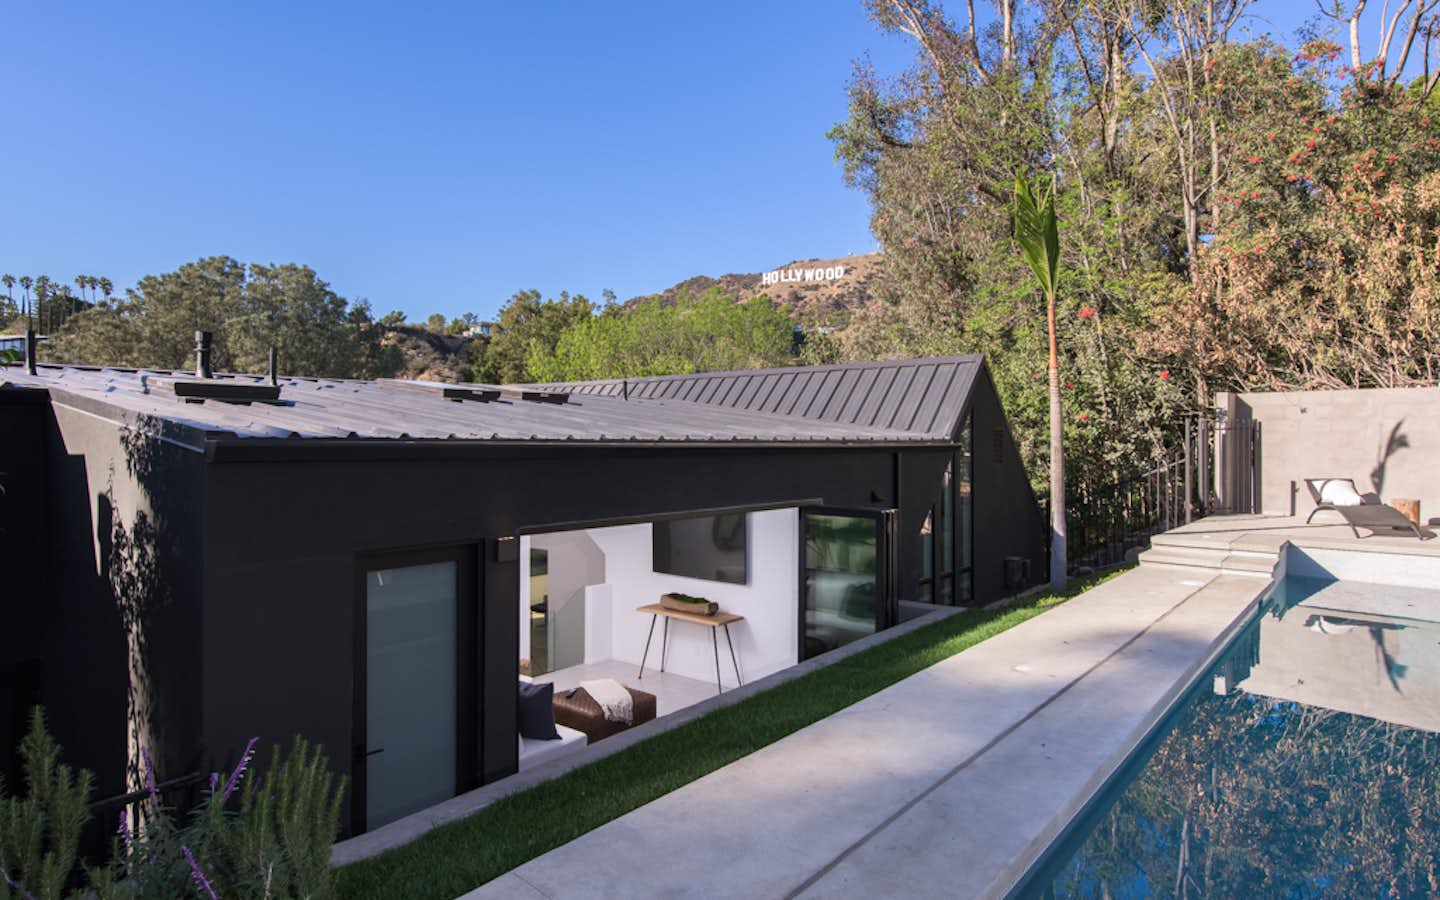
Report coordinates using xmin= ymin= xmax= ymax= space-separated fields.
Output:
xmin=464 ymin=320 xmax=500 ymax=338
xmin=0 ymin=353 xmax=1043 ymax=838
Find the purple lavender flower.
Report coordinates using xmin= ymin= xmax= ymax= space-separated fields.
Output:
xmin=181 ymin=845 xmax=219 ymax=900
xmin=220 ymin=737 xmax=258 ymax=801
xmin=118 ymin=808 xmax=133 ymax=856
xmin=141 ymin=748 xmax=159 ymax=802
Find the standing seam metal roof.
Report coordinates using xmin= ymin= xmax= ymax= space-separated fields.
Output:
xmin=0 ymin=358 xmax=981 ymax=449
xmin=530 ymin=356 xmax=981 ymax=441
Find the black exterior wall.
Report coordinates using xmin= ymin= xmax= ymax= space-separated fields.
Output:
xmin=0 ymin=390 xmax=48 ymax=785
xmin=968 ymin=367 xmax=1047 ymax=600
xmin=5 ymin=360 xmax=1046 ymax=834
xmin=0 ymin=393 xmax=205 ymax=804
xmin=198 ymin=444 xmax=954 ymax=830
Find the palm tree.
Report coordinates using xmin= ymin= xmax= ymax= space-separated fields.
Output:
xmin=75 ymin=274 xmax=90 ymax=322
xmin=1 ymin=274 xmax=14 ymax=321
xmin=34 ymin=276 xmax=51 ymax=334
xmin=1014 ymin=174 xmax=1067 ymax=590
xmin=18 ymin=276 xmax=33 ymax=330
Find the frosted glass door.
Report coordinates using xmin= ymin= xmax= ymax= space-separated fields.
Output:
xmin=365 ymin=561 xmax=457 ymax=830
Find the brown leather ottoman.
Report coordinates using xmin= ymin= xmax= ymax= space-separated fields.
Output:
xmin=552 ymin=685 xmax=656 ymax=743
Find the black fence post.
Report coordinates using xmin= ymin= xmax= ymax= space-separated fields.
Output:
xmin=1184 ymin=417 xmax=1193 ymax=524
xmin=1198 ymin=415 xmax=1210 ymax=515
xmin=1251 ymin=421 xmax=1263 ymax=514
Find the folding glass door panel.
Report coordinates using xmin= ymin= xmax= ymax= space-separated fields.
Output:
xmin=802 ymin=511 xmax=890 ymax=661
xmin=362 ymin=559 xmax=459 ymax=831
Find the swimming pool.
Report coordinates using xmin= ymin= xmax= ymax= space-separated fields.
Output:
xmin=1017 ymin=574 xmax=1440 ymax=898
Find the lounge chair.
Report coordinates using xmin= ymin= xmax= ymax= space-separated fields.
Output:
xmin=1303 ymin=478 xmax=1426 ymax=539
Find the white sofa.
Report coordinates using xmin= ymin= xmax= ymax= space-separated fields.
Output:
xmin=517 ymin=673 xmax=589 ymax=771
xmin=518 ymin=724 xmax=587 ymax=771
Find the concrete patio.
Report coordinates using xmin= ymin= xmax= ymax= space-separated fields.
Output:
xmin=461 ymin=515 xmax=1433 ymax=899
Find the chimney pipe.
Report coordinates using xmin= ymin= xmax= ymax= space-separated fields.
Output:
xmin=268 ymin=346 xmax=278 ymax=386
xmin=25 ymin=327 xmax=37 ymax=376
xmin=195 ymin=330 xmax=213 ymax=379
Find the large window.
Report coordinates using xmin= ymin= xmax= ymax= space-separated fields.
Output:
xmin=919 ymin=415 xmax=973 ymax=605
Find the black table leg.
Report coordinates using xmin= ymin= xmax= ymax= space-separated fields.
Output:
xmin=638 ymin=614 xmax=657 ymax=678
xmin=661 ymin=617 xmax=670 ymax=672
xmin=724 ymin=622 xmax=742 ymax=686
xmin=712 ymin=627 xmax=722 ymax=693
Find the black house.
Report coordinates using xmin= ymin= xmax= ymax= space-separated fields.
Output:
xmin=0 ymin=355 xmax=1043 ymax=836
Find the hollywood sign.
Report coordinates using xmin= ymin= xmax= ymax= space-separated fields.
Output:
xmin=761 ymin=264 xmax=847 ymax=287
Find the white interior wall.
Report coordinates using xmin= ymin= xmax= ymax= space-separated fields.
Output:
xmin=530 ymin=531 xmax=605 ymax=670
xmin=583 ymin=509 xmax=800 ymax=687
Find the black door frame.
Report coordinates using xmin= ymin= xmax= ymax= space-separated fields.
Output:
xmin=797 ymin=507 xmax=898 ymax=662
xmin=351 ymin=542 xmax=481 ymax=836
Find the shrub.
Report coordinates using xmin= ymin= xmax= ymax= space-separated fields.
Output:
xmin=0 ymin=709 xmax=345 ymax=900
xmin=0 ymin=709 xmax=93 ymax=899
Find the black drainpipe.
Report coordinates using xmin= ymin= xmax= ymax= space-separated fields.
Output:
xmin=195 ymin=330 xmax=213 ymax=379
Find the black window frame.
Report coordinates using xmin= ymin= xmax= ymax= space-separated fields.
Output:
xmin=797 ymin=506 xmax=897 ymax=662
xmin=918 ymin=415 xmax=974 ymax=606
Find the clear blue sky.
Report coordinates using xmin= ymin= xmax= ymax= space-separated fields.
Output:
xmin=1 ymin=2 xmax=1336 ymax=321
xmin=1 ymin=2 xmax=920 ymax=321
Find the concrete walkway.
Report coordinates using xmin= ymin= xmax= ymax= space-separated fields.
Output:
xmin=463 ymin=558 xmax=1272 ymax=899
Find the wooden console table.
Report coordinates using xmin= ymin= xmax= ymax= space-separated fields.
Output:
xmin=636 ymin=603 xmax=744 ymax=694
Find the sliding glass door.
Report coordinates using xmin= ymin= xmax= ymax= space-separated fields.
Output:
xmin=801 ymin=510 xmax=894 ymax=661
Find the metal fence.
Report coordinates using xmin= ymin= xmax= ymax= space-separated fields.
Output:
xmin=82 ymin=771 xmax=207 ymax=862
xmin=1044 ymin=412 xmax=1263 ymax=571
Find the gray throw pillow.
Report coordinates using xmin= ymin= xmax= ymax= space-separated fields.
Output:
xmin=518 ymin=680 xmax=560 ymax=740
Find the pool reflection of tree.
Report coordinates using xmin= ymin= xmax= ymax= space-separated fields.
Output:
xmin=1050 ymin=690 xmax=1440 ymax=898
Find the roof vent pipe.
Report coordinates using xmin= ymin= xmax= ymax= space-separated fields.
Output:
xmin=268 ymin=346 xmax=278 ymax=386
xmin=25 ymin=327 xmax=37 ymax=376
xmin=195 ymin=330 xmax=213 ymax=379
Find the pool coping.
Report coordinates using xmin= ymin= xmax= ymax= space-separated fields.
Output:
xmin=810 ymin=564 xmax=1275 ymax=899
xmin=462 ymin=557 xmax=1272 ymax=898
xmin=995 ymin=524 xmax=1431 ymax=897
xmin=998 ymin=574 xmax=1274 ymax=896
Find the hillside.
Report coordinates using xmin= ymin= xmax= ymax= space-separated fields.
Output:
xmin=382 ymin=253 xmax=885 ymax=381
xmin=627 ymin=252 xmax=883 ymax=325
xmin=381 ymin=324 xmax=479 ymax=382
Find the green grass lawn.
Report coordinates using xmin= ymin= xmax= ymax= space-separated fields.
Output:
xmin=336 ymin=567 xmax=1128 ymax=899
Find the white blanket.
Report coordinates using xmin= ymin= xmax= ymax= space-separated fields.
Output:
xmin=580 ymin=678 xmax=634 ymax=725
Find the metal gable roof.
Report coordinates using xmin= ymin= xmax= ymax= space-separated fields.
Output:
xmin=530 ymin=356 xmax=981 ymax=441
xmin=0 ymin=359 xmax=980 ymax=451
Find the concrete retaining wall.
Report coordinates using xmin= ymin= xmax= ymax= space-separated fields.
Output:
xmin=1223 ymin=386 xmax=1440 ymax=519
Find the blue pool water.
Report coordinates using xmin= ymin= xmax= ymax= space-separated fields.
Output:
xmin=1021 ymin=575 xmax=1440 ymax=899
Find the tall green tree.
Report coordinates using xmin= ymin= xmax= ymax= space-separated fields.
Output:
xmin=830 ymin=0 xmax=1439 ymax=521
xmin=472 ymin=289 xmax=594 ymax=384
xmin=1014 ymin=174 xmax=1066 ymax=588
xmin=48 ymin=256 xmax=400 ymax=378
xmin=529 ymin=289 xmax=797 ymax=382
